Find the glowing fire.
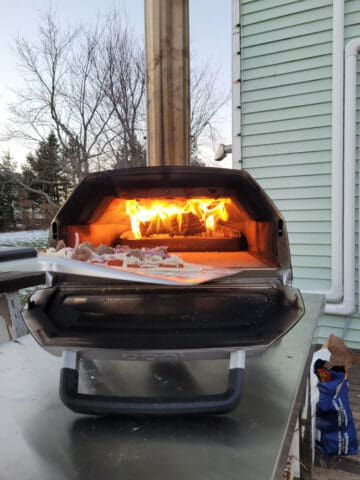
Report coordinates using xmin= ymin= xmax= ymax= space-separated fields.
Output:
xmin=125 ymin=198 xmax=231 ymax=239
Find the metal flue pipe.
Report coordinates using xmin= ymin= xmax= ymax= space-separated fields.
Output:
xmin=145 ymin=0 xmax=190 ymax=166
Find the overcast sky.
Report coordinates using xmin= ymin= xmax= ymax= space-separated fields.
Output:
xmin=0 ymin=0 xmax=232 ymax=166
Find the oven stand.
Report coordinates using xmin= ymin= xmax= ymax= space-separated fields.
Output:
xmin=59 ymin=350 xmax=246 ymax=415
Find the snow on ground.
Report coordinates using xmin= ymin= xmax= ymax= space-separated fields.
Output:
xmin=0 ymin=230 xmax=48 ymax=307
xmin=0 ymin=229 xmax=48 ymax=248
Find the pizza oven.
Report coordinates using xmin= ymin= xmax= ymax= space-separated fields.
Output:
xmin=16 ymin=167 xmax=304 ymax=414
xmin=23 ymin=165 xmax=303 ymax=351
xmin=16 ymin=166 xmax=305 ymax=415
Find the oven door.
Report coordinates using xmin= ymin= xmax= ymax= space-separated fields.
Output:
xmin=23 ymin=274 xmax=304 ymax=353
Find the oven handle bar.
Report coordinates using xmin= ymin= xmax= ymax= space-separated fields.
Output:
xmin=59 ymin=350 xmax=246 ymax=416
xmin=0 ymin=246 xmax=38 ymax=262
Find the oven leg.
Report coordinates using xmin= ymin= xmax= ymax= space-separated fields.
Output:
xmin=59 ymin=350 xmax=246 ymax=416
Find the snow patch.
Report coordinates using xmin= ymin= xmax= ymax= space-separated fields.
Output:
xmin=0 ymin=229 xmax=48 ymax=247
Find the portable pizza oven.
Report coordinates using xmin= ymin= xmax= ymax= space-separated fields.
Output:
xmin=20 ymin=165 xmax=304 ymax=415
xmin=16 ymin=1 xmax=304 ymax=415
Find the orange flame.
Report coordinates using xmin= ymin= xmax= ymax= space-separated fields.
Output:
xmin=125 ymin=198 xmax=231 ymax=239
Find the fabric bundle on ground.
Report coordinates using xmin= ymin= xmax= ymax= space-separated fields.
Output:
xmin=314 ymin=357 xmax=358 ymax=456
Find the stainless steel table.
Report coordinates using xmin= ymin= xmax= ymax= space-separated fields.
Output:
xmin=0 ymin=293 xmax=323 ymax=480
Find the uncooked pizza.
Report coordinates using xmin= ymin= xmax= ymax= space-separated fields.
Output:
xmin=40 ymin=240 xmax=197 ymax=271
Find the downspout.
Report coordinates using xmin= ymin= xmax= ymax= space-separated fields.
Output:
xmin=305 ymin=0 xmax=344 ymax=303
xmin=325 ymin=38 xmax=359 ymax=315
xmin=327 ymin=0 xmax=344 ymax=302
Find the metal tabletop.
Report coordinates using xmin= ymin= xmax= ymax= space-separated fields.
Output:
xmin=0 ymin=293 xmax=323 ymax=480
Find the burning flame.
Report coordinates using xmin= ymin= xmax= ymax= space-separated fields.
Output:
xmin=125 ymin=198 xmax=231 ymax=239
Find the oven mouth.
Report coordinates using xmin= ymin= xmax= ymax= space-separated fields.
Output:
xmin=67 ymin=194 xmax=249 ymax=252
xmin=66 ymin=201 xmax=250 ymax=254
xmin=49 ymin=166 xmax=290 ymax=270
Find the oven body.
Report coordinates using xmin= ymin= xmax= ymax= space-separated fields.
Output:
xmin=21 ymin=166 xmax=304 ymax=415
xmin=23 ymin=166 xmax=304 ymax=355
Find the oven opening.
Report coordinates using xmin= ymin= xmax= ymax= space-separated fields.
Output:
xmin=60 ymin=188 xmax=278 ymax=268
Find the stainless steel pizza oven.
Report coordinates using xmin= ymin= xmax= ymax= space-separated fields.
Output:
xmin=25 ymin=165 xmax=303 ymax=351
xmin=19 ymin=165 xmax=304 ymax=415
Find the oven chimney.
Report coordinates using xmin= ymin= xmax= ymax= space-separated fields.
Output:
xmin=145 ymin=0 xmax=190 ymax=167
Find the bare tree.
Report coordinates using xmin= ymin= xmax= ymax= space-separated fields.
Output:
xmin=2 ymin=7 xmax=229 ymax=178
xmin=190 ymin=58 xmax=231 ymax=160
xmin=102 ymin=13 xmax=146 ymax=168
xmin=99 ymin=19 xmax=229 ymax=168
xmin=3 ymin=8 xmax=117 ymax=182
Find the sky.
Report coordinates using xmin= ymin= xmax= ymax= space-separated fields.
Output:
xmin=0 ymin=0 xmax=232 ymax=167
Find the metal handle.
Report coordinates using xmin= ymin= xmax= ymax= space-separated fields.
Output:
xmin=59 ymin=351 xmax=245 ymax=416
xmin=0 ymin=247 xmax=37 ymax=263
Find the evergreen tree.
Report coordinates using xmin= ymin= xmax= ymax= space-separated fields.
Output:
xmin=0 ymin=153 xmax=17 ymax=231
xmin=22 ymin=132 xmax=72 ymax=213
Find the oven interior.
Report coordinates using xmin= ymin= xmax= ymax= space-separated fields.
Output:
xmin=49 ymin=167 xmax=290 ymax=270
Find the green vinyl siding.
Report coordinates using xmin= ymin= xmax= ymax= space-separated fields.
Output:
xmin=317 ymin=315 xmax=360 ymax=350
xmin=234 ymin=0 xmax=360 ymax=348
xmin=238 ymin=0 xmax=333 ymax=293
xmin=243 ymin=67 xmax=333 ymax=90
xmin=243 ymin=103 xmax=332 ymax=124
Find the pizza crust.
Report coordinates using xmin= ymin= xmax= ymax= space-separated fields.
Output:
xmin=40 ymin=242 xmax=199 ymax=271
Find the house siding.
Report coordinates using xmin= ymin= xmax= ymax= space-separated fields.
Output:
xmin=233 ymin=0 xmax=360 ymax=349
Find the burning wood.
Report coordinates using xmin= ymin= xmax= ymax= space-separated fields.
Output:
xmin=125 ymin=197 xmax=231 ymax=239
xmin=139 ymin=211 xmax=204 ymax=237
